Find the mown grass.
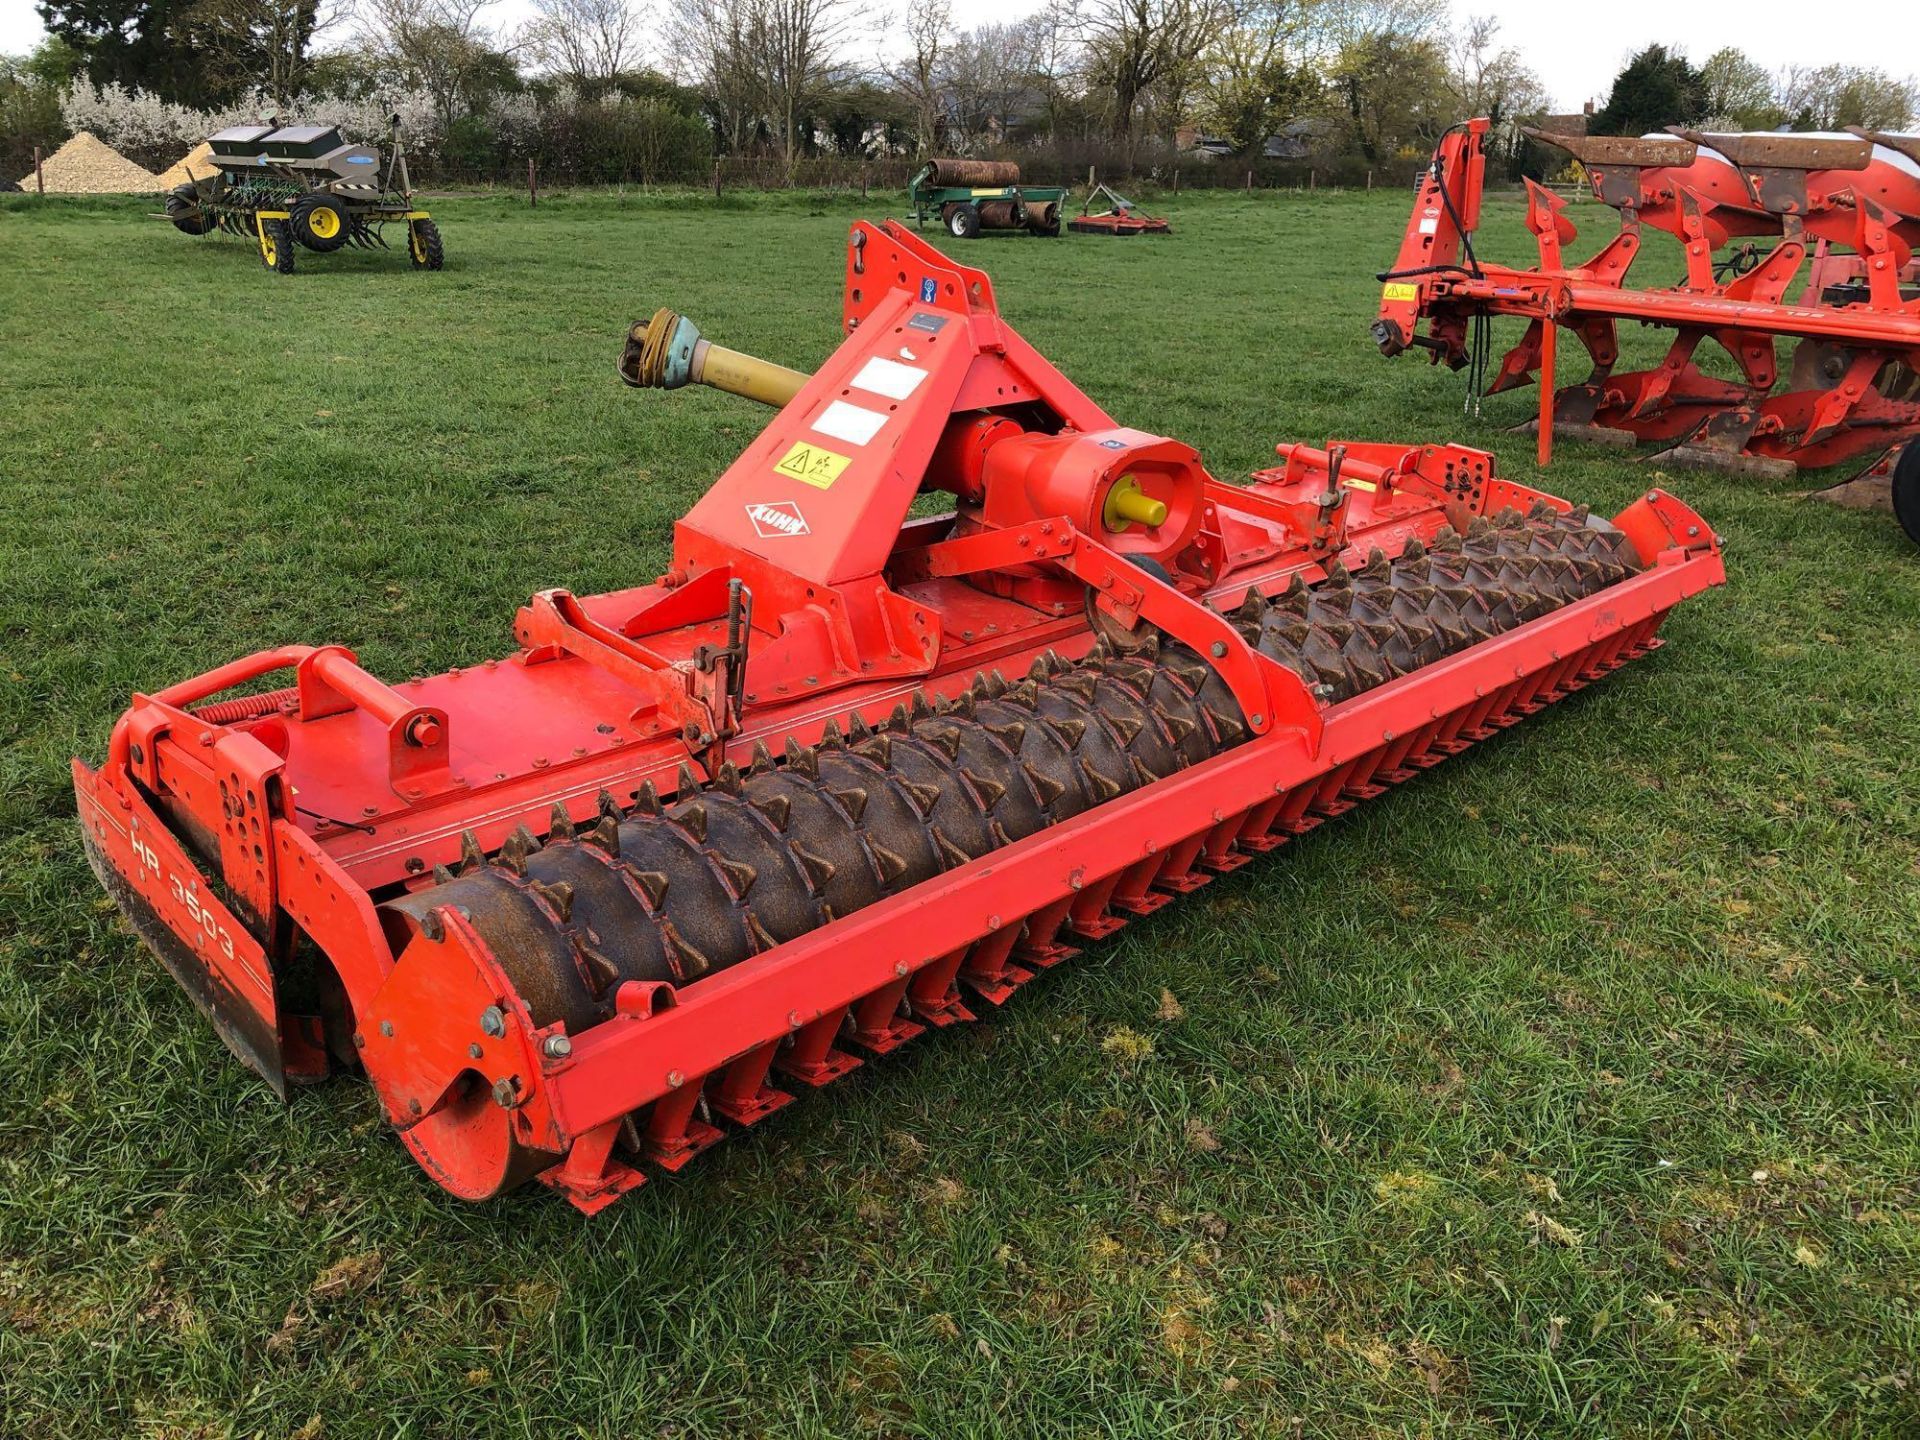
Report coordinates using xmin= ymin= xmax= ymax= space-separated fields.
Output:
xmin=0 ymin=185 xmax=1916 ymax=1438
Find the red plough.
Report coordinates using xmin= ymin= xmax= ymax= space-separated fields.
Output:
xmin=1375 ymin=117 xmax=1920 ymax=536
xmin=76 ymin=221 xmax=1723 ymax=1210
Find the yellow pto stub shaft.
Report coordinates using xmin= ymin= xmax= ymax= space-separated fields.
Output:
xmin=1103 ymin=475 xmax=1169 ymax=531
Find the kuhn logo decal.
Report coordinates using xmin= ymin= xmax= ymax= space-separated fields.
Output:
xmin=746 ymin=500 xmax=810 ymax=538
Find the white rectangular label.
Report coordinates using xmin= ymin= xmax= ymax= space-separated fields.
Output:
xmin=812 ymin=399 xmax=889 ymax=447
xmin=1418 ymin=215 xmax=1439 ymax=234
xmin=850 ymin=356 xmax=927 ymax=401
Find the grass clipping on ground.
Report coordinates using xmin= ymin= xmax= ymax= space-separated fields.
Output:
xmin=151 ymin=141 xmax=215 ymax=192
xmin=17 ymin=132 xmax=159 ymax=193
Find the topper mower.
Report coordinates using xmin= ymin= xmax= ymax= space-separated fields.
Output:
xmin=1069 ymin=183 xmax=1171 ymax=236
xmin=1375 ymin=117 xmax=1920 ymax=540
xmin=75 ymin=221 xmax=1724 ymax=1211
xmin=165 ymin=116 xmax=441 ymax=274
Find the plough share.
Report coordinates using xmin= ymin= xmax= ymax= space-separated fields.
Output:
xmin=75 ymin=222 xmax=1724 ymax=1210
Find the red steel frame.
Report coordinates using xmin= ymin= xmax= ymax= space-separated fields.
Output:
xmin=75 ymin=220 xmax=1725 ymax=1211
xmin=1376 ymin=117 xmax=1920 ymax=473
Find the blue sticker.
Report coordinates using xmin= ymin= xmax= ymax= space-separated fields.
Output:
xmin=1098 ymin=438 xmax=1127 ymax=450
xmin=346 ymin=154 xmax=375 ymax=165
xmin=919 ymin=277 xmax=937 ymax=303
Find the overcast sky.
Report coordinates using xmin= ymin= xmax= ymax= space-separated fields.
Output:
xmin=2 ymin=0 xmax=1910 ymax=115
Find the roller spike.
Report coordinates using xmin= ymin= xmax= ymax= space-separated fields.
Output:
xmin=1079 ymin=757 xmax=1122 ymax=802
xmin=960 ymin=769 xmax=1006 ymax=808
xmin=1129 ymin=754 xmax=1160 ymax=787
xmin=921 ymin=723 xmax=962 ymax=759
xmin=983 ymin=719 xmax=1028 ymax=749
xmin=821 ymin=719 xmax=844 ymax=748
xmin=575 ymin=942 xmax=623 ymax=1000
xmin=986 ymin=669 xmax=1010 ymax=697
xmin=951 ymin=690 xmax=976 ymax=719
xmin=849 ymin=712 xmax=874 ymax=742
xmin=749 ymin=740 xmax=776 ymax=776
xmin=1363 ymin=548 xmax=1391 ymax=579
xmin=458 ymin=830 xmax=486 ymax=874
xmin=1237 ymin=590 xmax=1266 ymax=621
xmin=869 ymin=843 xmax=909 ymax=885
xmin=660 ymin=920 xmax=712 ymax=977
xmin=717 ymin=856 xmax=758 ymax=898
xmin=910 ymin=693 xmax=934 ymax=721
xmin=716 ymin=761 xmax=743 ymax=795
xmin=1400 ymin=535 xmax=1426 ymax=561
xmin=586 ymin=816 xmax=622 ymax=856
xmin=1020 ymin=763 xmax=1068 ymax=806
xmin=971 ymin=673 xmax=994 ymax=699
xmin=1005 ymin=679 xmax=1041 ymax=707
xmin=1105 ymin=710 xmax=1145 ymax=744
xmin=635 ymin=780 xmax=662 ymax=816
xmin=931 ymin=828 xmax=973 ymax=869
xmin=784 ymin=737 xmax=819 ymax=778
xmin=674 ymin=802 xmax=709 ymax=843
xmin=901 ymin=779 xmax=941 ymax=817
xmin=1028 ymin=655 xmax=1053 ymax=680
xmin=631 ymin=870 xmax=669 ymax=909
xmin=1163 ymin=713 xmax=1196 ymax=743
xmin=596 ymin=789 xmax=624 ymax=822
xmin=530 ymin=879 xmax=575 ymax=921
xmin=888 ymin=703 xmax=912 ymax=733
xmin=856 ymin=735 xmax=894 ymax=765
xmin=830 ymin=786 xmax=870 ymax=822
xmin=749 ymin=792 xmax=792 ymax=830
xmin=548 ymin=802 xmax=576 ymax=842
xmin=1046 ymin=715 xmax=1088 ymax=747
xmin=675 ymin=762 xmax=702 ymax=798
xmin=1053 ymin=671 xmax=1098 ymax=702
xmin=431 ymin=863 xmax=455 ymax=885
xmin=789 ymin=841 xmax=837 ymax=892
xmin=498 ymin=824 xmax=541 ymax=876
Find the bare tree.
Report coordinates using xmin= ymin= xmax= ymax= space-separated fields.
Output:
xmin=1777 ymin=63 xmax=1916 ymax=130
xmin=171 ymin=0 xmax=344 ymax=103
xmin=1080 ymin=0 xmax=1237 ymax=144
xmin=751 ymin=0 xmax=863 ymax=170
xmin=890 ymin=0 xmax=949 ymax=155
xmin=1202 ymin=0 xmax=1309 ymax=155
xmin=359 ymin=0 xmax=517 ymax=132
xmin=943 ymin=21 xmax=1039 ymax=146
xmin=668 ymin=0 xmax=763 ymax=153
xmin=521 ymin=0 xmax=646 ymax=86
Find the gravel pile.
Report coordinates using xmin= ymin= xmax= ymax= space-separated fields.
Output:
xmin=19 ymin=132 xmax=160 ymax=193
xmin=152 ymin=141 xmax=216 ymax=191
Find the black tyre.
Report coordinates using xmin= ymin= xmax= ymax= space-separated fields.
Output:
xmin=166 ymin=182 xmax=216 ymax=236
xmin=947 ymin=202 xmax=981 ymax=240
xmin=409 ymin=218 xmax=444 ymax=271
xmin=291 ymin=192 xmax=352 ymax=252
xmin=1893 ymin=442 xmax=1920 ymax=546
xmin=260 ymin=218 xmax=295 ymax=274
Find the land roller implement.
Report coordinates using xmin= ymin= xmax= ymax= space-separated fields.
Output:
xmin=1376 ymin=117 xmax=1920 ymax=541
xmin=74 ymin=222 xmax=1724 ymax=1211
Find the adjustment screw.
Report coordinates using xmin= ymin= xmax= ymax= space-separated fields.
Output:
xmin=468 ymin=1043 xmax=483 ymax=1060
xmin=542 ymin=1034 xmax=573 ymax=1060
xmin=491 ymin=1078 xmax=519 ymax=1109
xmin=480 ymin=1006 xmax=506 ymax=1038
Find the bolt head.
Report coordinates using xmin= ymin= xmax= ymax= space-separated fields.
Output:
xmin=491 ymin=1078 xmax=519 ymax=1109
xmin=379 ymin=1020 xmax=394 ymax=1038
xmin=480 ymin=1006 xmax=506 ymax=1038
xmin=542 ymin=1033 xmax=573 ymax=1059
xmin=468 ymin=1042 xmax=483 ymax=1060
xmin=1210 ymin=641 xmax=1228 ymax=658
xmin=667 ymin=1069 xmax=685 ymax=1089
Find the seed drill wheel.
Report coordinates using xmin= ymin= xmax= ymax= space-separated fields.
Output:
xmin=947 ymin=203 xmax=982 ymax=240
xmin=258 ymin=218 xmax=295 ymax=274
xmin=292 ymin=193 xmax=351 ymax=253
xmin=408 ymin=217 xmax=444 ymax=270
xmin=166 ymin=183 xmax=216 ymax=236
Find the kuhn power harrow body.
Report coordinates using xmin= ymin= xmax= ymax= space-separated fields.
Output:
xmin=77 ymin=222 xmax=1723 ymax=1211
xmin=1375 ymin=118 xmax=1920 ymax=510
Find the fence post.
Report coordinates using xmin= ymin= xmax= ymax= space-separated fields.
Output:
xmin=34 ymin=146 xmax=44 ymax=195
xmin=861 ymin=170 xmax=868 ymax=200
xmin=1088 ymin=164 xmax=1096 ymax=190
xmin=713 ymin=158 xmax=722 ymax=200
xmin=1245 ymin=170 xmax=1252 ymax=191
xmin=1366 ymin=170 xmax=1373 ymax=190
xmin=1171 ymin=168 xmax=1179 ymax=195
xmin=1309 ymin=168 xmax=1315 ymax=191
xmin=527 ymin=158 xmax=537 ymax=208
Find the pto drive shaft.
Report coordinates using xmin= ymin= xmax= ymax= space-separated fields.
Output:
xmin=618 ymin=308 xmax=808 ymax=409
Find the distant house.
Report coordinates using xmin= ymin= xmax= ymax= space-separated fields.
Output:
xmin=1176 ymin=117 xmax=1339 ymax=160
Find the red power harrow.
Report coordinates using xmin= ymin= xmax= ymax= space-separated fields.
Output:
xmin=76 ymin=221 xmax=1724 ymax=1211
xmin=1375 ymin=117 xmax=1920 ymax=537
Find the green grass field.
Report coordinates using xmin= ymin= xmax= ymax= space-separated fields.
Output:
xmin=1 ymin=186 xmax=1916 ymax=1438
